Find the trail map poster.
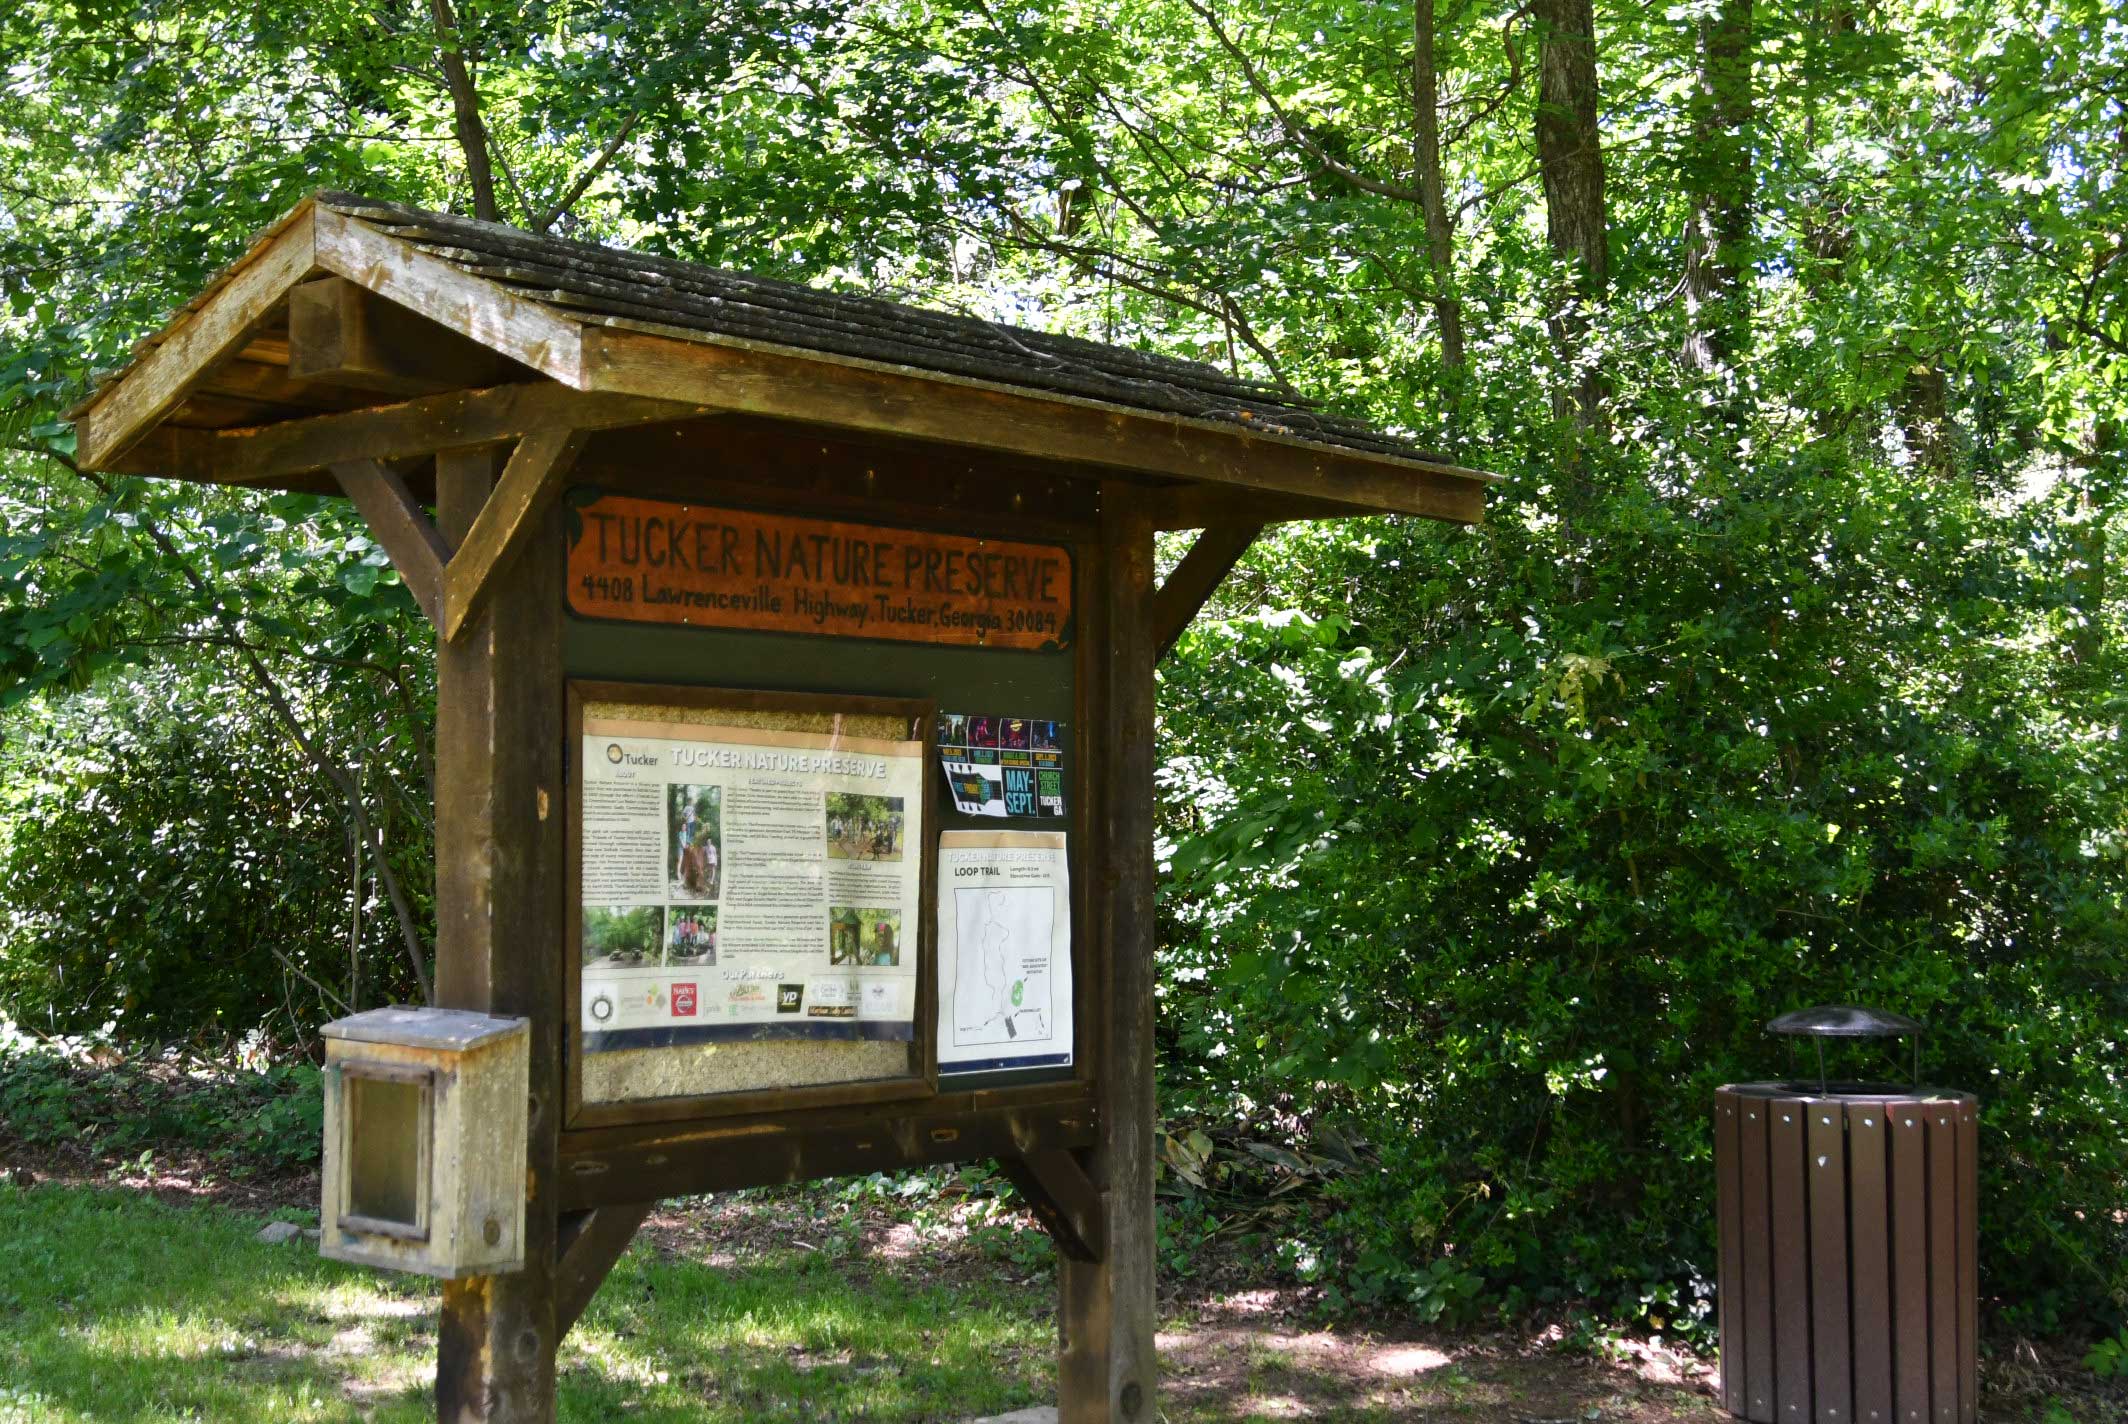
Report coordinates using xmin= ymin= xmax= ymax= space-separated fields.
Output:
xmin=579 ymin=714 xmax=924 ymax=1053
xmin=936 ymin=831 xmax=1072 ymax=1074
xmin=566 ymin=493 xmax=1073 ymax=651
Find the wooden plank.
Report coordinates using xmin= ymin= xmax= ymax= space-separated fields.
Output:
xmin=289 ymin=275 xmax=520 ymax=395
xmin=331 ymin=460 xmax=450 ymax=629
xmin=1808 ymin=1103 xmax=1851 ymax=1424
xmin=1769 ymin=1098 xmax=1814 ymax=1424
xmin=556 ymin=1098 xmax=1097 ymax=1210
xmin=584 ymin=326 xmax=1492 ymax=524
xmin=998 ymin=1149 xmax=1106 ymax=1263
xmin=1144 ymin=482 xmax=1362 ymax=530
xmin=444 ymin=427 xmax=588 ymax=640
xmin=1715 ymin=1091 xmax=1745 ymax=1416
xmin=433 ymin=455 xmax=566 ymax=1423
xmin=554 ymin=1203 xmax=654 ymax=1338
xmin=1059 ymin=482 xmax=1159 ymax=1424
xmin=581 ymin=416 xmax=1105 ymax=536
xmin=153 ymin=382 xmax=696 ymax=486
xmin=1926 ymin=1105 xmax=1957 ymax=1424
xmin=1739 ymin=1096 xmax=1776 ymax=1423
xmin=76 ymin=208 xmax=318 ymax=469
xmin=198 ymin=356 xmax=382 ymax=414
xmin=1848 ymin=1103 xmax=1894 ymax=1424
xmin=1891 ymin=1104 xmax=1931 ymax=1424
xmin=1150 ymin=523 xmax=1261 ymax=660
xmin=1954 ymin=1100 xmax=1977 ymax=1424
xmin=314 ymin=204 xmax=587 ymax=387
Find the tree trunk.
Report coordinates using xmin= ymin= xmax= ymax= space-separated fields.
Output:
xmin=1897 ymin=360 xmax=1957 ymax=480
xmin=429 ymin=0 xmax=500 ymax=222
xmin=1682 ymin=0 xmax=1753 ymax=376
xmin=1413 ymin=0 xmax=1467 ymax=444
xmin=1533 ymin=0 xmax=1610 ymax=434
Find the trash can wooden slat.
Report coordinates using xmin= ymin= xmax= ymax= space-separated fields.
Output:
xmin=1715 ymin=1085 xmax=1978 ymax=1424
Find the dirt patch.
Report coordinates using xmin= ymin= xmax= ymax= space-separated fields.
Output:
xmin=0 ymin=1149 xmax=316 ymax=1216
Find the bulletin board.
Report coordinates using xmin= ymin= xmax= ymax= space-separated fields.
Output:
xmin=565 ymin=682 xmax=938 ymax=1126
xmin=559 ymin=484 xmax=1091 ymax=1130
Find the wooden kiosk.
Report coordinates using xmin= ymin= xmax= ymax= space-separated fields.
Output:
xmin=67 ymin=193 xmax=1492 ymax=1423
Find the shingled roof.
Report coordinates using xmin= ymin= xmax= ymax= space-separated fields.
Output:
xmin=324 ymin=194 xmax=1456 ymax=462
xmin=70 ymin=192 xmax=1493 ymax=521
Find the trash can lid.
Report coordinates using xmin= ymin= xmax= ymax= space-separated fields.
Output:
xmin=1766 ymin=1004 xmax=1924 ymax=1039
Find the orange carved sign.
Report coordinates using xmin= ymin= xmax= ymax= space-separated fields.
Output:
xmin=565 ymin=493 xmax=1072 ymax=651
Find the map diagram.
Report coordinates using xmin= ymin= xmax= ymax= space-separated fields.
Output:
xmin=952 ymin=886 xmax=1053 ymax=1045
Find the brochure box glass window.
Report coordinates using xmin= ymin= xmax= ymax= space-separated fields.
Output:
xmin=320 ymin=1007 xmax=530 ymax=1278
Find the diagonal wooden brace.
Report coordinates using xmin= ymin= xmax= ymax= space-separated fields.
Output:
xmin=554 ymin=1202 xmax=655 ymax=1338
xmin=442 ymin=427 xmax=588 ymax=640
xmin=1149 ymin=522 xmax=1264 ymax=661
xmin=330 ymin=425 xmax=589 ymax=641
xmin=1000 ymin=1149 xmax=1106 ymax=1263
xmin=332 ymin=459 xmax=451 ymax=627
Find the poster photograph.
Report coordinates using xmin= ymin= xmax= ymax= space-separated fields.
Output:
xmin=579 ymin=708 xmax=925 ymax=1053
xmin=936 ymin=830 xmax=1072 ymax=1074
xmin=667 ymin=784 xmax=722 ymax=900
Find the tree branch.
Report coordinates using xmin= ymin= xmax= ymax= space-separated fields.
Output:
xmin=1182 ymin=0 xmax=1427 ymax=204
xmin=428 ymin=0 xmax=500 ymax=221
xmin=533 ymin=111 xmax=641 ymax=234
xmin=62 ymin=461 xmax=435 ymax=1003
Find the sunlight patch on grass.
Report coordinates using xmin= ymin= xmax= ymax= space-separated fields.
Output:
xmin=0 ymin=1183 xmax=1053 ymax=1423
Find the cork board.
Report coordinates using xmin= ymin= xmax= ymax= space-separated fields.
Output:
xmin=569 ymin=689 xmax=932 ymax=1117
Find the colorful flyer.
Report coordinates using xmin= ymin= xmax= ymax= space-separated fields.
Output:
xmin=939 ymin=712 xmax=1067 ymax=819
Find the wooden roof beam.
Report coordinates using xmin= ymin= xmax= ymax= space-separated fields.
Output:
xmin=313 ymin=204 xmax=587 ymax=387
xmin=75 ymin=208 xmax=321 ymax=471
xmin=582 ymin=327 xmax=1491 ymax=524
xmin=99 ymin=382 xmax=702 ymax=484
xmin=289 ymin=275 xmax=523 ymax=396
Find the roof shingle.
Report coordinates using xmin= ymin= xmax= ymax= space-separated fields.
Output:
xmin=315 ymin=192 xmax=1446 ymax=465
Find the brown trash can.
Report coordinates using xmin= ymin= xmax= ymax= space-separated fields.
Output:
xmin=1714 ymin=1008 xmax=1979 ymax=1424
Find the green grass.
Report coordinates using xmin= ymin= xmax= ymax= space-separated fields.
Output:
xmin=0 ymin=1182 xmax=1053 ymax=1422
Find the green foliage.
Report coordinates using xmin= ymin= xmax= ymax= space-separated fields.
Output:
xmin=2090 ymin=1329 xmax=2128 ymax=1380
xmin=2 ymin=0 xmax=2125 ymax=1350
xmin=1157 ymin=469 xmax=2128 ymax=1333
xmin=0 ymin=1028 xmax=323 ymax=1177
xmin=0 ymin=472 xmax=435 ymax=1037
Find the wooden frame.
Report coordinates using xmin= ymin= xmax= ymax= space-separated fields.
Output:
xmin=562 ymin=680 xmax=941 ymax=1130
xmin=333 ymin=1062 xmax=437 ymax=1242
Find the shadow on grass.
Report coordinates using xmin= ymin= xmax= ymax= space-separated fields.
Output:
xmin=0 ymin=1182 xmax=1052 ymax=1423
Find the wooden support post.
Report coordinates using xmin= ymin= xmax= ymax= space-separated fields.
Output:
xmin=432 ymin=445 xmax=567 ymax=1424
xmin=1059 ymin=483 xmax=1158 ymax=1423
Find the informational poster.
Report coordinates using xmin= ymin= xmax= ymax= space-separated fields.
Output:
xmin=566 ymin=493 xmax=1073 ymax=651
xmin=579 ymin=714 xmax=924 ymax=1052
xmin=937 ymin=831 xmax=1072 ymax=1074
xmin=939 ymin=713 xmax=1068 ymax=819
